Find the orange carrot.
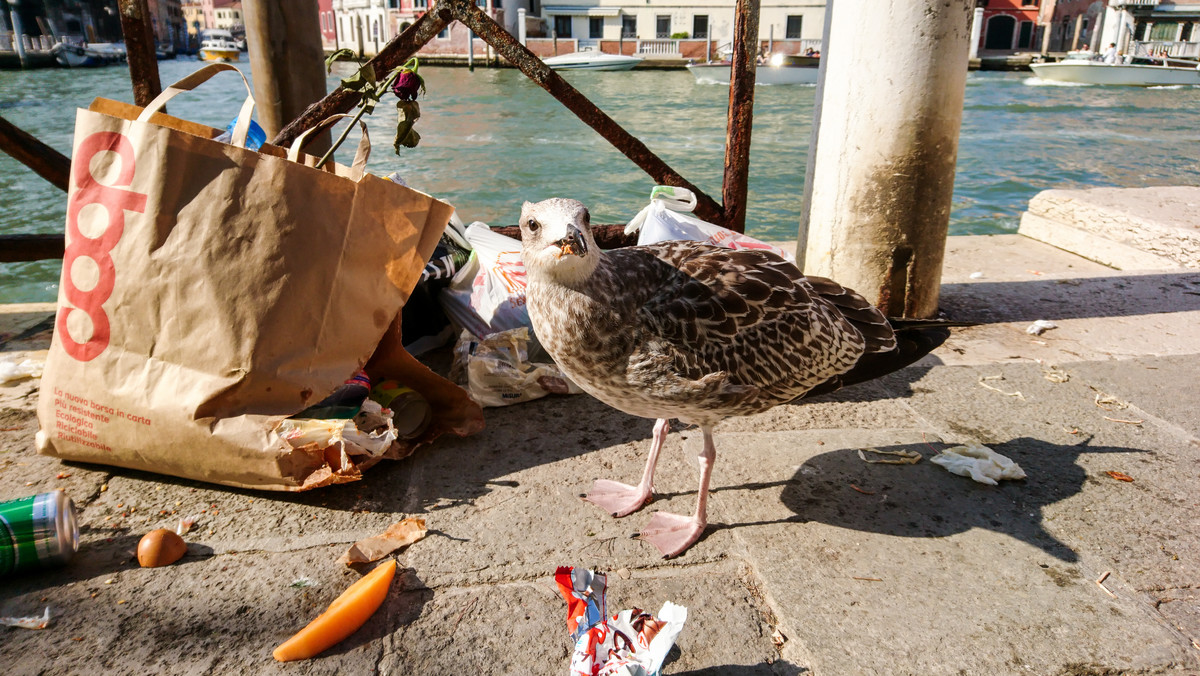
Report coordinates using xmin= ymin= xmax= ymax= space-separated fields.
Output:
xmin=273 ymin=559 xmax=397 ymax=661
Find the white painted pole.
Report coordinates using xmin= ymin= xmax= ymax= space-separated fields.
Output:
xmin=518 ymin=7 xmax=526 ymax=47
xmin=969 ymin=6 xmax=983 ymax=60
xmin=799 ymin=0 xmax=974 ymax=318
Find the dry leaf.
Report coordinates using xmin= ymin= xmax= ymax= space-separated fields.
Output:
xmin=339 ymin=517 xmax=427 ymax=566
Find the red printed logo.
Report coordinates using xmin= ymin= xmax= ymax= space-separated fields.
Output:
xmin=58 ymin=131 xmax=147 ymax=361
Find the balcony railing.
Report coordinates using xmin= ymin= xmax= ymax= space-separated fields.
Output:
xmin=1132 ymin=40 xmax=1200 ymax=59
xmin=635 ymin=39 xmax=680 ymax=55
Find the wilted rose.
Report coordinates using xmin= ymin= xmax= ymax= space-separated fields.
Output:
xmin=391 ymin=70 xmax=424 ymax=101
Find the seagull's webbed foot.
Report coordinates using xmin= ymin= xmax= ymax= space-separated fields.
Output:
xmin=636 ymin=511 xmax=706 ymax=558
xmin=632 ymin=423 xmax=718 ymax=559
xmin=581 ymin=418 xmax=670 ymax=518
xmin=583 ymin=479 xmax=652 ymax=517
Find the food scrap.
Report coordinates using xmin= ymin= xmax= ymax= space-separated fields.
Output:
xmin=1104 ymin=471 xmax=1135 ymax=482
xmin=137 ymin=528 xmax=188 ymax=567
xmin=274 ymin=559 xmax=397 ymax=661
xmin=338 ymin=517 xmax=427 ymax=566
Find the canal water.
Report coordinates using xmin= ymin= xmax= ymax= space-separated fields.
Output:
xmin=2 ymin=59 xmax=1199 ymax=302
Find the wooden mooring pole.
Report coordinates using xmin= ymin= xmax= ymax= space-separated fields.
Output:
xmin=243 ymin=0 xmax=328 ymax=143
xmin=799 ymin=0 xmax=973 ymax=318
xmin=117 ymin=0 xmax=163 ymax=108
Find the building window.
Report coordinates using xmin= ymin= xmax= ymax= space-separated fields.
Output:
xmin=1018 ymin=20 xmax=1033 ymax=48
xmin=589 ymin=17 xmax=603 ymax=39
xmin=414 ymin=0 xmax=428 ymax=8
xmin=438 ymin=25 xmax=449 ymax=38
xmin=1181 ymin=23 xmax=1193 ymax=42
xmin=1150 ymin=22 xmax=1177 ymax=41
xmin=373 ymin=20 xmax=379 ymax=41
xmin=693 ymin=15 xmax=708 ymax=39
xmin=554 ymin=15 xmax=572 ymax=38
xmin=622 ymin=15 xmax=636 ymax=38
xmin=785 ymin=15 xmax=803 ymax=39
xmin=656 ymin=15 xmax=670 ymax=39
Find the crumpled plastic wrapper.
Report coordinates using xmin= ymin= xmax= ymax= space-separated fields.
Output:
xmin=555 ymin=566 xmax=687 ymax=676
xmin=930 ymin=443 xmax=1026 ymax=485
xmin=0 ymin=357 xmax=44 ymax=384
xmin=452 ymin=328 xmax=582 ymax=407
xmin=1026 ymin=319 xmax=1058 ymax=336
xmin=0 ymin=607 xmax=50 ymax=629
xmin=339 ymin=517 xmax=427 ymax=566
xmin=275 ymin=399 xmax=399 ymax=469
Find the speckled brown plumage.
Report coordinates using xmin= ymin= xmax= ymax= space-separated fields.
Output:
xmin=516 ymin=197 xmax=946 ymax=558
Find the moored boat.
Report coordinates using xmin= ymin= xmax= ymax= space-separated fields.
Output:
xmin=53 ymin=43 xmax=117 ymax=68
xmin=542 ymin=49 xmax=643 ymax=71
xmin=687 ymin=53 xmax=819 ymax=85
xmin=1029 ymin=59 xmax=1200 ymax=86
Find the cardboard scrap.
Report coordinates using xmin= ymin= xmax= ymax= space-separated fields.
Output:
xmin=339 ymin=517 xmax=427 ymax=566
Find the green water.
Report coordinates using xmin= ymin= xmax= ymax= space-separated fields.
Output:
xmin=2 ymin=60 xmax=1199 ymax=302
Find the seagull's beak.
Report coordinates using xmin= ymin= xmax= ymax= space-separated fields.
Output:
xmin=554 ymin=224 xmax=588 ymax=258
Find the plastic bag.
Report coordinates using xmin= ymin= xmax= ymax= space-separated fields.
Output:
xmin=450 ymin=328 xmax=580 ymax=408
xmin=439 ymin=223 xmax=530 ymax=339
xmin=625 ymin=185 xmax=795 ymax=262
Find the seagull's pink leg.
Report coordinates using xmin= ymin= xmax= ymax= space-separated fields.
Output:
xmin=583 ymin=418 xmax=670 ymax=517
xmin=637 ymin=424 xmax=715 ymax=558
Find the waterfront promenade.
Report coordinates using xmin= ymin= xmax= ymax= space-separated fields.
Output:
xmin=1 ymin=227 xmax=1197 ymax=674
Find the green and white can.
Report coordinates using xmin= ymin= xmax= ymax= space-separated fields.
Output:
xmin=0 ymin=490 xmax=79 ymax=575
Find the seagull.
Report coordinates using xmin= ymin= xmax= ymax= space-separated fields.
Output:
xmin=520 ymin=198 xmax=954 ymax=557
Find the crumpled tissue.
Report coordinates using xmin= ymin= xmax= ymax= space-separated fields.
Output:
xmin=555 ymin=566 xmax=687 ymax=676
xmin=930 ymin=443 xmax=1026 ymax=485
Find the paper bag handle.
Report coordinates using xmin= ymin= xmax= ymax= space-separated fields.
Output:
xmin=136 ymin=63 xmax=257 ymax=149
xmin=286 ymin=114 xmax=371 ymax=173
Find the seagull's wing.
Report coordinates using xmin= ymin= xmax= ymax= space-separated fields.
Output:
xmin=607 ymin=241 xmax=888 ymax=403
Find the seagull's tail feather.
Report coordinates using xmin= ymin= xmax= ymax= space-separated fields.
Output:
xmin=800 ymin=318 xmax=970 ymax=399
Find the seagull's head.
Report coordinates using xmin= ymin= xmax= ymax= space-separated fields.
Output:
xmin=519 ymin=198 xmax=600 ymax=284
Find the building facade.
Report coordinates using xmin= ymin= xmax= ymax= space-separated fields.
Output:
xmin=318 ymin=0 xmax=339 ymax=50
xmin=978 ymin=0 xmax=1042 ymax=52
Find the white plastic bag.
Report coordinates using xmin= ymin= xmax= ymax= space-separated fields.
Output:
xmin=450 ymin=328 xmax=580 ymax=407
xmin=438 ymin=223 xmax=530 ymax=338
xmin=625 ymin=186 xmax=795 ymax=262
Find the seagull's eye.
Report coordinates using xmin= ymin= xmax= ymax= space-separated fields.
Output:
xmin=582 ymin=209 xmax=590 ymax=226
xmin=527 ymin=219 xmax=539 ymax=232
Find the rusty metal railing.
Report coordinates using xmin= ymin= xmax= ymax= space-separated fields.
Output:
xmin=0 ymin=0 xmax=762 ymax=262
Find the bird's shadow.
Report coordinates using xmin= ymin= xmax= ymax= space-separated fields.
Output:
xmin=706 ymin=436 xmax=1144 ymax=562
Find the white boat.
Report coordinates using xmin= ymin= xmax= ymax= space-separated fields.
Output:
xmin=199 ymin=30 xmax=240 ymax=62
xmin=542 ymin=49 xmax=643 ymax=71
xmin=1029 ymin=60 xmax=1200 ymax=86
xmin=687 ymin=53 xmax=819 ymax=85
xmin=53 ymin=43 xmax=114 ymax=68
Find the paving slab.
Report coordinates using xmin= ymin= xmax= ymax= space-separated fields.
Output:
xmin=2 ymin=235 xmax=1200 ymax=674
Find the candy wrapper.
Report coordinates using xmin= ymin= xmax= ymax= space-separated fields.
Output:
xmin=555 ymin=566 xmax=687 ymax=676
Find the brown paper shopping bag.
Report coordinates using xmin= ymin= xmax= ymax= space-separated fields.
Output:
xmin=36 ymin=63 xmax=468 ymax=490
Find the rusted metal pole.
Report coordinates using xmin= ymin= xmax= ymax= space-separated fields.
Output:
xmin=117 ymin=0 xmax=163 ymax=108
xmin=721 ymin=0 xmax=760 ymax=233
xmin=244 ymin=0 xmax=328 ymax=142
xmin=273 ymin=11 xmax=449 ymax=147
xmin=0 ymin=115 xmax=70 ymax=192
xmin=274 ymin=0 xmax=724 ymax=225
xmin=0 ymin=234 xmax=65 ymax=263
xmin=451 ymin=0 xmax=725 ymax=224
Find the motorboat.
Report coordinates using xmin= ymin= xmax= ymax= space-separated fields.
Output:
xmin=199 ymin=30 xmax=240 ymax=62
xmin=53 ymin=43 xmax=114 ymax=68
xmin=687 ymin=53 xmax=819 ymax=85
xmin=541 ymin=49 xmax=643 ymax=71
xmin=1030 ymin=58 xmax=1200 ymax=86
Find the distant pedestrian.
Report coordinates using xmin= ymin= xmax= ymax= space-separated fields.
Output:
xmin=1102 ymin=42 xmax=1118 ymax=64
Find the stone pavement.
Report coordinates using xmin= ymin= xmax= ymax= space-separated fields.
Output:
xmin=0 ymin=234 xmax=1198 ymax=675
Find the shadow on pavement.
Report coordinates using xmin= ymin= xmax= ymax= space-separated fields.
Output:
xmin=940 ymin=271 xmax=1200 ymax=324
xmin=709 ymin=436 xmax=1145 ymax=563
